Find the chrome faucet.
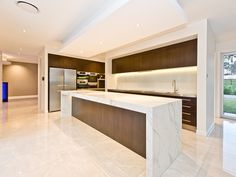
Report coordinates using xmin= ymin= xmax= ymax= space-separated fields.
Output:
xmin=172 ymin=80 xmax=178 ymax=93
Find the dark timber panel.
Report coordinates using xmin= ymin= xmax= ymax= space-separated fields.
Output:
xmin=48 ymin=54 xmax=105 ymax=73
xmin=72 ymin=97 xmax=146 ymax=158
xmin=112 ymin=39 xmax=197 ymax=73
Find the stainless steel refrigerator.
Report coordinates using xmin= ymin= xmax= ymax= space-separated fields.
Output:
xmin=49 ymin=68 xmax=76 ymax=112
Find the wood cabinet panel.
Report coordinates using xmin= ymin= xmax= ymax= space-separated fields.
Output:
xmin=72 ymin=97 xmax=146 ymax=157
xmin=112 ymin=39 xmax=197 ymax=73
xmin=182 ymin=98 xmax=197 ymax=127
xmin=48 ymin=54 xmax=105 ymax=73
xmin=112 ymin=54 xmax=142 ymax=73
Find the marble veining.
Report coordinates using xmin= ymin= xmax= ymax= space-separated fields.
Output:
xmin=61 ymin=90 xmax=182 ymax=177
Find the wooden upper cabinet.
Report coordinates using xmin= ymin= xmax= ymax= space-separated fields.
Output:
xmin=112 ymin=54 xmax=141 ymax=73
xmin=95 ymin=62 xmax=105 ymax=73
xmin=48 ymin=54 xmax=105 ymax=73
xmin=112 ymin=39 xmax=197 ymax=74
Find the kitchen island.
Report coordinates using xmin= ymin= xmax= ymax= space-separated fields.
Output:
xmin=61 ymin=90 xmax=182 ymax=177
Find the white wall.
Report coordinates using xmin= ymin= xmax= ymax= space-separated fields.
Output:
xmin=206 ymin=23 xmax=216 ymax=133
xmin=105 ymin=19 xmax=215 ymax=136
xmin=38 ymin=47 xmax=48 ymax=113
xmin=114 ymin=67 xmax=197 ymax=94
xmin=3 ymin=62 xmax=38 ymax=97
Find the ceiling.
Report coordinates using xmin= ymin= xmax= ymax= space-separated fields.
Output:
xmin=0 ymin=0 xmax=115 ymax=59
xmin=1 ymin=0 xmax=236 ymax=61
xmin=178 ymin=0 xmax=236 ymax=42
xmin=61 ymin=0 xmax=187 ymax=58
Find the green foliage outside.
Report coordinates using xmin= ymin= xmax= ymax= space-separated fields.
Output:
xmin=224 ymin=54 xmax=236 ymax=75
xmin=223 ymin=54 xmax=236 ymax=115
xmin=224 ymin=98 xmax=236 ymax=114
xmin=224 ymin=79 xmax=236 ymax=95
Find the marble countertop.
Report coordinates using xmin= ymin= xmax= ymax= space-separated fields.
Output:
xmin=62 ymin=90 xmax=181 ymax=113
xmin=108 ymin=89 xmax=197 ymax=98
xmin=77 ymin=88 xmax=105 ymax=91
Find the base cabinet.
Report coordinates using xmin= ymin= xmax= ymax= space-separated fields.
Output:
xmin=181 ymin=98 xmax=197 ymax=127
xmin=108 ymin=89 xmax=197 ymax=130
xmin=72 ymin=97 xmax=146 ymax=157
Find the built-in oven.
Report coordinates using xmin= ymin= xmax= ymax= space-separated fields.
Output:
xmin=77 ymin=71 xmax=105 ymax=89
xmin=87 ymin=72 xmax=98 ymax=88
xmin=77 ymin=79 xmax=88 ymax=88
xmin=88 ymin=72 xmax=98 ymax=82
xmin=77 ymin=71 xmax=89 ymax=88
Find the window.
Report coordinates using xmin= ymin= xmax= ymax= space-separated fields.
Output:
xmin=223 ymin=53 xmax=236 ymax=118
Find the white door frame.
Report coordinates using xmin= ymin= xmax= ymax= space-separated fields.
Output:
xmin=220 ymin=51 xmax=236 ymax=119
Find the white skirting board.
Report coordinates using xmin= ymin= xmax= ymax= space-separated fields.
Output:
xmin=9 ymin=95 xmax=38 ymax=100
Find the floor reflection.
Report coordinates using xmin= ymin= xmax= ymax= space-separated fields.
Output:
xmin=223 ymin=121 xmax=236 ymax=176
xmin=1 ymin=99 xmax=236 ymax=177
xmin=1 ymin=102 xmax=8 ymax=123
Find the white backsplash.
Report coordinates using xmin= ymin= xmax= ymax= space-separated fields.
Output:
xmin=115 ymin=66 xmax=197 ymax=95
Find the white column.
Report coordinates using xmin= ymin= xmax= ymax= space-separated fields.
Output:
xmin=38 ymin=47 xmax=48 ymax=113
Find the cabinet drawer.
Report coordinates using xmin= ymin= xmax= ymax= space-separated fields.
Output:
xmin=182 ymin=106 xmax=196 ymax=113
xmin=182 ymin=112 xmax=196 ymax=126
xmin=182 ymin=98 xmax=196 ymax=106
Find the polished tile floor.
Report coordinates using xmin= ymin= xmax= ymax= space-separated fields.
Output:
xmin=0 ymin=99 xmax=236 ymax=177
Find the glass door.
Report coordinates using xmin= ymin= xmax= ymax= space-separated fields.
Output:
xmin=222 ymin=53 xmax=236 ymax=118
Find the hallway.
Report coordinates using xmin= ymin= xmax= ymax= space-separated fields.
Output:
xmin=0 ymin=99 xmax=236 ymax=177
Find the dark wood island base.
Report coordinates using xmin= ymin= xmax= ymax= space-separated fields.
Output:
xmin=72 ymin=97 xmax=146 ymax=158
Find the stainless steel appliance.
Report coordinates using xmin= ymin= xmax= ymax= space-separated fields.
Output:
xmin=77 ymin=71 xmax=105 ymax=89
xmin=49 ymin=68 xmax=76 ymax=112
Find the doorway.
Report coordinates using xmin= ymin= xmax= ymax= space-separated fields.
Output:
xmin=222 ymin=52 xmax=236 ymax=118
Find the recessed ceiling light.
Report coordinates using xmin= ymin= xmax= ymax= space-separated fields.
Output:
xmin=16 ymin=1 xmax=40 ymax=14
xmin=136 ymin=23 xmax=141 ymax=28
xmin=99 ymin=41 xmax=103 ymax=45
xmin=23 ymin=29 xmax=26 ymax=33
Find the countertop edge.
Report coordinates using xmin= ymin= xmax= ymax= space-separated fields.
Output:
xmin=108 ymin=89 xmax=197 ymax=99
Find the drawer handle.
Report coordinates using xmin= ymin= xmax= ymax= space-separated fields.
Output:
xmin=183 ymin=105 xmax=191 ymax=108
xmin=182 ymin=99 xmax=191 ymax=102
xmin=183 ymin=119 xmax=191 ymax=123
xmin=183 ymin=112 xmax=191 ymax=116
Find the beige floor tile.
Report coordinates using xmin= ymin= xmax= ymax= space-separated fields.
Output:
xmin=1 ymin=99 xmax=236 ymax=177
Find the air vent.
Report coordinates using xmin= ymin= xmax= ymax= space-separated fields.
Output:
xmin=16 ymin=1 xmax=39 ymax=14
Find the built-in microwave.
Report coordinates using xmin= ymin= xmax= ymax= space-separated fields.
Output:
xmin=77 ymin=79 xmax=88 ymax=85
xmin=77 ymin=71 xmax=105 ymax=89
xmin=77 ymin=79 xmax=88 ymax=88
xmin=88 ymin=73 xmax=98 ymax=82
